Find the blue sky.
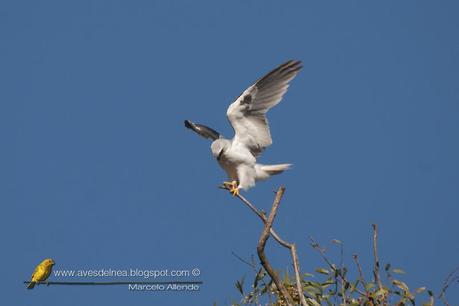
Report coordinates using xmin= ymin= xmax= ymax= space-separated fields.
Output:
xmin=1 ymin=1 xmax=458 ymax=305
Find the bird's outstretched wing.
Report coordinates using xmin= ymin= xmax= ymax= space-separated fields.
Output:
xmin=184 ymin=120 xmax=221 ymax=141
xmin=226 ymin=60 xmax=302 ymax=156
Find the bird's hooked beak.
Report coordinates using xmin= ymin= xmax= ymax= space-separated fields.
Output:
xmin=217 ymin=148 xmax=224 ymax=161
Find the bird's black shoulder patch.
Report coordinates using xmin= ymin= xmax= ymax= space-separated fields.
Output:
xmin=217 ymin=148 xmax=224 ymax=161
xmin=240 ymin=94 xmax=252 ymax=105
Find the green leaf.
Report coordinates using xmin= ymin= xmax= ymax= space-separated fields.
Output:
xmin=235 ymin=277 xmax=244 ymax=295
xmin=303 ymin=272 xmax=314 ymax=278
xmin=304 ymin=285 xmax=322 ymax=296
xmin=305 ymin=298 xmax=321 ymax=306
xmin=315 ymin=268 xmax=330 ymax=275
xmin=416 ymin=287 xmax=426 ymax=294
xmin=331 ymin=239 xmax=342 ymax=244
xmin=321 ymin=280 xmax=334 ymax=289
xmin=350 ymin=280 xmax=359 ymax=293
xmin=364 ymin=282 xmax=375 ymax=291
xmin=334 ymin=268 xmax=340 ymax=278
xmin=393 ymin=280 xmax=414 ymax=300
xmin=260 ymin=284 xmax=268 ymax=295
xmin=393 ymin=279 xmax=409 ymax=292
xmin=393 ymin=268 xmax=406 ymax=274
xmin=283 ymin=270 xmax=291 ymax=285
xmin=253 ymin=268 xmax=264 ymax=288
xmin=375 ymin=288 xmax=388 ymax=298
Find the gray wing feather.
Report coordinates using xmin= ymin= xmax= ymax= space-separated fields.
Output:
xmin=227 ymin=60 xmax=302 ymax=156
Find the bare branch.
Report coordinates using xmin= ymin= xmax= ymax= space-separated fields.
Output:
xmin=290 ymin=243 xmax=307 ymax=306
xmin=221 ymin=185 xmax=307 ymax=306
xmin=257 ymin=187 xmax=294 ymax=305
xmin=372 ymin=224 xmax=383 ymax=292
xmin=439 ymin=265 xmax=459 ymax=306
xmin=353 ymin=254 xmax=368 ymax=294
xmin=231 ymin=251 xmax=257 ymax=269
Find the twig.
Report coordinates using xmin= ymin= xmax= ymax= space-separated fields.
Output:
xmin=290 ymin=243 xmax=307 ymax=305
xmin=219 ymin=186 xmax=288 ymax=247
xmin=372 ymin=224 xmax=383 ymax=292
xmin=336 ymin=240 xmax=346 ymax=305
xmin=257 ymin=187 xmax=294 ymax=305
xmin=353 ymin=254 xmax=368 ymax=294
xmin=310 ymin=237 xmax=366 ymax=297
xmin=439 ymin=265 xmax=459 ymax=306
xmin=231 ymin=251 xmax=257 ymax=269
xmin=219 ymin=186 xmax=293 ymax=250
xmin=231 ymin=251 xmax=271 ymax=304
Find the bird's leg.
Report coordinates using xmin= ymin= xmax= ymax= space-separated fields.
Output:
xmin=222 ymin=181 xmax=232 ymax=188
xmin=223 ymin=180 xmax=236 ymax=189
xmin=222 ymin=180 xmax=239 ymax=196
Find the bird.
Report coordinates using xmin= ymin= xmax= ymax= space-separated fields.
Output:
xmin=185 ymin=60 xmax=302 ymax=196
xmin=27 ymin=258 xmax=55 ymax=289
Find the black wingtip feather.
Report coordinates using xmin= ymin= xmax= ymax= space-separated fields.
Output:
xmin=256 ymin=60 xmax=302 ymax=85
xmin=184 ymin=120 xmax=193 ymax=129
xmin=278 ymin=60 xmax=303 ymax=75
xmin=184 ymin=119 xmax=221 ymax=141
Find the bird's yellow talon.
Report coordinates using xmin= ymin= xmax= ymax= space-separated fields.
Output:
xmin=222 ymin=181 xmax=239 ymax=196
xmin=230 ymin=186 xmax=240 ymax=196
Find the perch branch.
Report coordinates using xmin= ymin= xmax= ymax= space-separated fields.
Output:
xmin=220 ymin=185 xmax=307 ymax=306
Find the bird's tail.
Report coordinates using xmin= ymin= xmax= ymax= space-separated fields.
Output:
xmin=255 ymin=163 xmax=292 ymax=180
xmin=27 ymin=281 xmax=36 ymax=289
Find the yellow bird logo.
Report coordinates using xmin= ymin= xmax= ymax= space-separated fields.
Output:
xmin=27 ymin=258 xmax=55 ymax=289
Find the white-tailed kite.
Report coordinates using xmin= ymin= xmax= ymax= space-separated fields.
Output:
xmin=185 ymin=60 xmax=302 ymax=196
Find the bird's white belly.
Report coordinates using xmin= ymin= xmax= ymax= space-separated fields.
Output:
xmin=217 ymin=142 xmax=256 ymax=182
